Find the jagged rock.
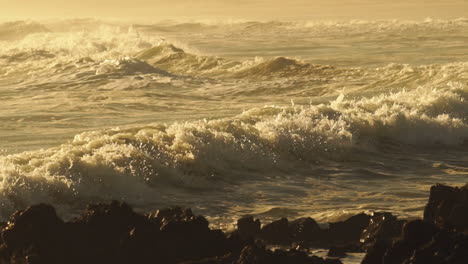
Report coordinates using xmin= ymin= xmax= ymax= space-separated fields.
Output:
xmin=148 ymin=206 xmax=195 ymax=228
xmin=424 ymin=183 xmax=468 ymax=231
xmin=363 ymin=219 xmax=466 ymax=264
xmin=360 ymin=212 xmax=405 ymax=251
xmin=362 ymin=183 xmax=468 ymax=264
xmin=3 ymin=184 xmax=465 ymax=264
xmin=0 ymin=202 xmax=234 ymax=264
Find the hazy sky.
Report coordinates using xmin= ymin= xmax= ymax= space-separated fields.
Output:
xmin=1 ymin=0 xmax=467 ymax=20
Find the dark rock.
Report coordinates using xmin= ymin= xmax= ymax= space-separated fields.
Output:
xmin=236 ymin=243 xmax=343 ymax=264
xmin=361 ymin=238 xmax=391 ymax=264
xmin=258 ymin=218 xmax=290 ymax=244
xmin=237 ymin=243 xmax=270 ymax=264
xmin=136 ymin=206 xmax=230 ymax=263
xmin=382 ymin=239 xmax=416 ymax=264
xmin=362 ymin=183 xmax=468 ymax=264
xmin=67 ymin=200 xmax=149 ymax=264
xmin=327 ymin=213 xmax=371 ymax=247
xmin=2 ymin=204 xmax=64 ymax=247
xmin=446 ymin=234 xmax=468 ymax=264
xmin=1 ymin=204 xmax=66 ymax=263
xmin=367 ymin=220 xmax=438 ymax=264
xmin=327 ymin=246 xmax=347 ymax=258
xmin=148 ymin=206 xmax=194 ymax=228
xmin=178 ymin=253 xmax=237 ymax=264
xmin=289 ymin=217 xmax=321 ymax=243
xmin=360 ymin=212 xmax=405 ymax=251
xmin=424 ymin=183 xmax=468 ymax=231
xmin=3 ymin=183 xmax=466 ymax=264
xmin=402 ymin=219 xmax=438 ymax=245
xmin=447 ymin=203 xmax=468 ymax=231
xmin=235 ymin=216 xmax=261 ymax=240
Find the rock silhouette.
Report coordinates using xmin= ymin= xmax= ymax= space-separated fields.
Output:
xmin=0 ymin=183 xmax=466 ymax=264
xmin=362 ymin=183 xmax=468 ymax=264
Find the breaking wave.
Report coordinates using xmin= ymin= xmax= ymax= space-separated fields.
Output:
xmin=1 ymin=85 xmax=468 ymax=218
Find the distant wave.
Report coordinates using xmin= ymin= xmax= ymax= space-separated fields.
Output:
xmin=94 ymin=58 xmax=172 ymax=77
xmin=0 ymin=21 xmax=49 ymax=41
xmin=231 ymin=57 xmax=337 ymax=78
xmin=135 ymin=43 xmax=340 ymax=79
xmin=1 ymin=34 xmax=467 ymax=99
xmin=136 ymin=43 xmax=241 ymax=77
xmin=0 ymin=49 xmax=55 ymax=63
xmin=132 ymin=18 xmax=468 ymax=35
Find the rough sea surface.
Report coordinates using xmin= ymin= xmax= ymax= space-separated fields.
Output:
xmin=1 ymin=18 xmax=467 ymax=248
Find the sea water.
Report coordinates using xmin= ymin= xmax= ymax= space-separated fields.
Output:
xmin=1 ymin=19 xmax=467 ymax=260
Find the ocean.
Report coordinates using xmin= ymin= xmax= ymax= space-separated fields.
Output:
xmin=0 ymin=17 xmax=467 ymax=241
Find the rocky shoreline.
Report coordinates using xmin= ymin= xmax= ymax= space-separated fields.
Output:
xmin=0 ymin=183 xmax=466 ymax=264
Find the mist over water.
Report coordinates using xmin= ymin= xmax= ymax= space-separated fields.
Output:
xmin=0 ymin=18 xmax=468 ymax=251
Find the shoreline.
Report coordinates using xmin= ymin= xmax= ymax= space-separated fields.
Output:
xmin=0 ymin=183 xmax=466 ymax=264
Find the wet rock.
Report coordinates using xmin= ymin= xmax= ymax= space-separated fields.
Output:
xmin=424 ymin=183 xmax=468 ymax=231
xmin=148 ymin=206 xmax=194 ymax=228
xmin=360 ymin=212 xmax=405 ymax=251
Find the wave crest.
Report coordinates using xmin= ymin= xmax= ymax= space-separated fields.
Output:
xmin=1 ymin=85 xmax=468 ymax=217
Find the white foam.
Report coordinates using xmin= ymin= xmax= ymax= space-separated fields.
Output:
xmin=1 ymin=84 xmax=467 ymax=218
